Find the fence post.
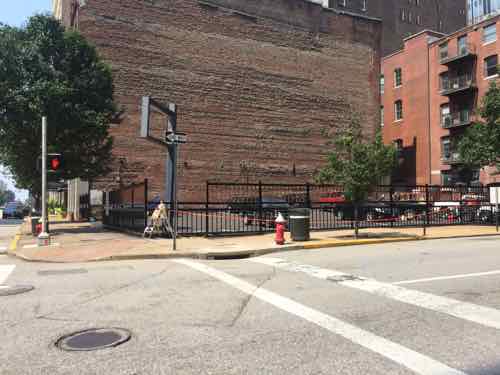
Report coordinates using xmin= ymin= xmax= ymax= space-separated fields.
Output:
xmin=423 ymin=184 xmax=429 ymax=236
xmin=305 ymin=182 xmax=311 ymax=208
xmin=458 ymin=185 xmax=463 ymax=224
xmin=205 ymin=181 xmax=210 ymax=237
xmin=389 ymin=186 xmax=394 ymax=228
xmin=144 ymin=179 xmax=148 ymax=229
xmin=496 ymin=187 xmax=499 ymax=232
xmin=258 ymin=180 xmax=263 ymax=234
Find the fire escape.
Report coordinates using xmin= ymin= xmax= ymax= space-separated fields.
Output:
xmin=438 ymin=38 xmax=478 ymax=183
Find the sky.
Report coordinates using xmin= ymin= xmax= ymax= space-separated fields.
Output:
xmin=0 ymin=1 xmax=52 ymax=201
xmin=1 ymin=0 xmax=52 ymax=27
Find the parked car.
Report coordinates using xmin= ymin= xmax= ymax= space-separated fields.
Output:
xmin=476 ymin=205 xmax=498 ymax=224
xmin=3 ymin=201 xmax=24 ymax=219
xmin=227 ymin=196 xmax=289 ymax=227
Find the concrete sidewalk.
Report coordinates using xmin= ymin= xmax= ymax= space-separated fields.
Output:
xmin=7 ymin=221 xmax=500 ymax=263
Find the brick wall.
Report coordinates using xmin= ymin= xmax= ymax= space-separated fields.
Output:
xmin=61 ymin=0 xmax=381 ymax=201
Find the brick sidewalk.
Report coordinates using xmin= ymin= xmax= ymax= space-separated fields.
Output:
xmin=8 ymin=221 xmax=500 ymax=263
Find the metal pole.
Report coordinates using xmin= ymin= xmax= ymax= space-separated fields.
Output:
xmin=38 ymin=116 xmax=50 ymax=246
xmin=496 ymin=187 xmax=499 ymax=233
xmin=173 ymin=145 xmax=178 ymax=251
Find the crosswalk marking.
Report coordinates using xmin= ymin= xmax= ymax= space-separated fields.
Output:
xmin=393 ymin=270 xmax=500 ymax=285
xmin=0 ymin=265 xmax=15 ymax=285
xmin=0 ymin=246 xmax=7 ymax=253
xmin=175 ymin=259 xmax=467 ymax=375
xmin=251 ymin=257 xmax=500 ymax=331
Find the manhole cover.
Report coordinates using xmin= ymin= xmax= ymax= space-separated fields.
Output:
xmin=0 ymin=285 xmax=34 ymax=296
xmin=56 ymin=328 xmax=131 ymax=351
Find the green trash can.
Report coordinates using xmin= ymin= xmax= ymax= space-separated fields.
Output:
xmin=289 ymin=208 xmax=310 ymax=241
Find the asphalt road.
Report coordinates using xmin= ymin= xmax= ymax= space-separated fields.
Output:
xmin=1 ymin=232 xmax=500 ymax=374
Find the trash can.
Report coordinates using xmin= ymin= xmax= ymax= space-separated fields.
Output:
xmin=31 ymin=217 xmax=41 ymax=236
xmin=289 ymin=208 xmax=310 ymax=241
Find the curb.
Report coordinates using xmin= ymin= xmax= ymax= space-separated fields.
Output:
xmin=6 ymin=231 xmax=500 ymax=264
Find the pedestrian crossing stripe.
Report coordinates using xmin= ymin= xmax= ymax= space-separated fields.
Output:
xmin=0 ymin=265 xmax=15 ymax=285
xmin=175 ymin=259 xmax=466 ymax=375
xmin=251 ymin=257 xmax=500 ymax=331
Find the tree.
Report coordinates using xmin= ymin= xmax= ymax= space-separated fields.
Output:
xmin=0 ymin=180 xmax=16 ymax=206
xmin=316 ymin=119 xmax=397 ymax=238
xmin=458 ymin=82 xmax=500 ymax=173
xmin=0 ymin=15 xmax=115 ymax=198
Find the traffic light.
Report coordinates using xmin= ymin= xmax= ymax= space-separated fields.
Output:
xmin=48 ymin=153 xmax=63 ymax=172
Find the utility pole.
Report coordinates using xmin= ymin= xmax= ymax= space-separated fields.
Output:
xmin=38 ymin=116 xmax=50 ymax=246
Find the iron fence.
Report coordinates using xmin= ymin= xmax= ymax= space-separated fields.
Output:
xmin=103 ymin=181 xmax=498 ymax=236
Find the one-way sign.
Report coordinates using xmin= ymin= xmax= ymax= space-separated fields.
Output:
xmin=165 ymin=132 xmax=187 ymax=144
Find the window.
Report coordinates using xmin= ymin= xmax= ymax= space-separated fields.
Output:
xmin=457 ymin=35 xmax=467 ymax=55
xmin=439 ymin=43 xmax=448 ymax=59
xmin=441 ymin=137 xmax=451 ymax=160
xmin=394 ymin=100 xmax=403 ymax=121
xmin=441 ymin=171 xmax=453 ymax=186
xmin=362 ymin=0 xmax=367 ymax=11
xmin=394 ymin=68 xmax=402 ymax=87
xmin=440 ymin=72 xmax=449 ymax=91
xmin=380 ymin=106 xmax=384 ymax=126
xmin=401 ymin=8 xmax=406 ymax=21
xmin=484 ymin=55 xmax=498 ymax=77
xmin=483 ymin=23 xmax=497 ymax=44
xmin=440 ymin=104 xmax=451 ymax=127
xmin=338 ymin=0 xmax=346 ymax=7
xmin=394 ymin=139 xmax=403 ymax=150
xmin=380 ymin=75 xmax=385 ymax=94
xmin=416 ymin=15 xmax=422 ymax=25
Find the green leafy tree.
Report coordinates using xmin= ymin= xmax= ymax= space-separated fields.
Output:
xmin=458 ymin=82 xmax=500 ymax=173
xmin=0 ymin=15 xmax=115 ymax=199
xmin=316 ymin=120 xmax=397 ymax=238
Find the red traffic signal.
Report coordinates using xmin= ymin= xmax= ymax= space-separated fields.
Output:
xmin=48 ymin=154 xmax=63 ymax=172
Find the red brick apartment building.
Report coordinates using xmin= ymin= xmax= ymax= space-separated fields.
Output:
xmin=54 ymin=0 xmax=381 ymax=201
xmin=382 ymin=15 xmax=500 ymax=186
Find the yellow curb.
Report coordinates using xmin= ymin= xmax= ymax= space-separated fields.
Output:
xmin=302 ymin=237 xmax=420 ymax=250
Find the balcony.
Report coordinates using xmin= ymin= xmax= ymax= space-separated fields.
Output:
xmin=440 ymin=74 xmax=476 ymax=96
xmin=440 ymin=44 xmax=476 ymax=65
xmin=441 ymin=110 xmax=474 ymax=129
xmin=441 ymin=152 xmax=461 ymax=165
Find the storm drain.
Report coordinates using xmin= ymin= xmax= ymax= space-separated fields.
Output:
xmin=56 ymin=328 xmax=131 ymax=352
xmin=0 ymin=285 xmax=34 ymax=296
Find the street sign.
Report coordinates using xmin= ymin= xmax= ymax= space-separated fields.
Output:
xmin=165 ymin=132 xmax=187 ymax=144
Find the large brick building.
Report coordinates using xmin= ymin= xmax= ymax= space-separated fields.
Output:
xmin=327 ymin=0 xmax=466 ymax=55
xmin=54 ymin=0 xmax=382 ymax=201
xmin=382 ymin=15 xmax=500 ymax=186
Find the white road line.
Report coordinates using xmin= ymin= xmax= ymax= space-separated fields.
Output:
xmin=252 ymin=257 xmax=500 ymax=331
xmin=393 ymin=270 xmax=500 ymax=285
xmin=0 ymin=246 xmax=7 ymax=253
xmin=0 ymin=265 xmax=15 ymax=285
xmin=23 ymin=243 xmax=60 ymax=249
xmin=174 ymin=259 xmax=466 ymax=375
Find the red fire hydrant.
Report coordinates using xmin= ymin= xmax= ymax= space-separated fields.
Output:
xmin=275 ymin=212 xmax=286 ymax=245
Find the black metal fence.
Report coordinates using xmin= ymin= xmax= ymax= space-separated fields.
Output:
xmin=103 ymin=179 xmax=149 ymax=232
xmin=103 ymin=181 xmax=499 ymax=236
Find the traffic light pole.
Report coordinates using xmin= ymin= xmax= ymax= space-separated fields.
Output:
xmin=38 ymin=116 xmax=50 ymax=246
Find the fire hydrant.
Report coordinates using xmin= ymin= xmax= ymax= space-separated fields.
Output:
xmin=275 ymin=212 xmax=286 ymax=245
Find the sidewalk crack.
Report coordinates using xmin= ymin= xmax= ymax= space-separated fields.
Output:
xmin=228 ymin=267 xmax=276 ymax=327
